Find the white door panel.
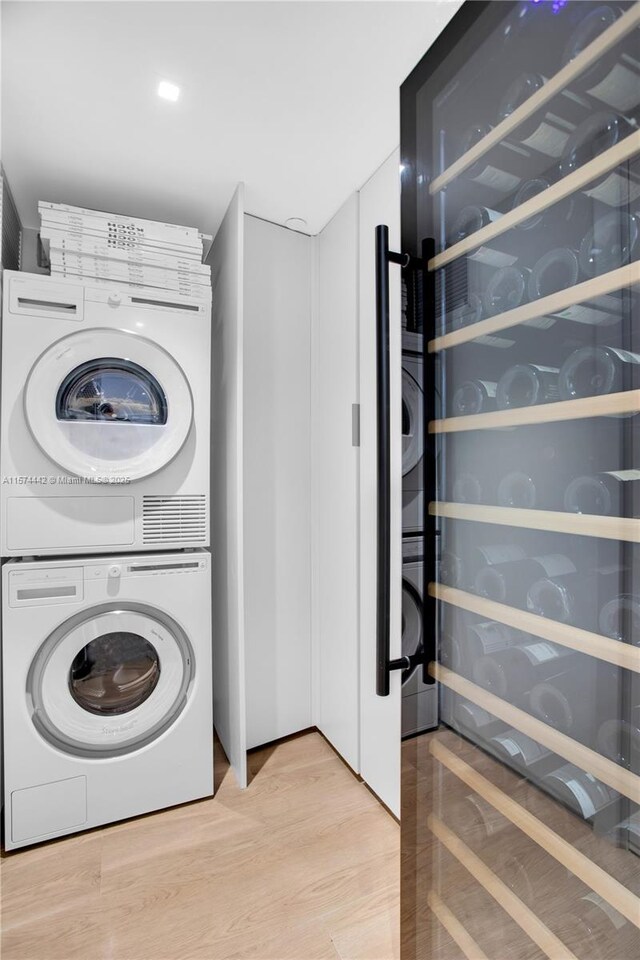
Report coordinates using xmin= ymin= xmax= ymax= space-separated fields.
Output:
xmin=313 ymin=194 xmax=360 ymax=773
xmin=243 ymin=216 xmax=312 ymax=749
xmin=359 ymin=149 xmax=402 ymax=817
xmin=207 ymin=185 xmax=247 ymax=789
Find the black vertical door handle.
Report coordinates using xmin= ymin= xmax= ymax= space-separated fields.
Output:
xmin=375 ymin=225 xmax=412 ymax=697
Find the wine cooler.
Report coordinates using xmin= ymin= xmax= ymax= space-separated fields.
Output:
xmin=392 ymin=2 xmax=640 ymax=957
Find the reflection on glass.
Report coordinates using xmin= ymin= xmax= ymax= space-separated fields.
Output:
xmin=401 ymin=1 xmax=640 ymax=957
xmin=69 ymin=631 xmax=160 ymax=715
xmin=57 ymin=357 xmax=168 ymax=424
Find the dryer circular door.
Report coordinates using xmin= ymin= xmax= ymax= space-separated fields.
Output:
xmin=402 ymin=578 xmax=423 ymax=686
xmin=24 ymin=329 xmax=193 ymax=480
xmin=27 ymin=602 xmax=194 ymax=757
xmin=402 ymin=368 xmax=423 ymax=477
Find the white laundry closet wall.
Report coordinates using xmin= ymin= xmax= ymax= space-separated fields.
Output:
xmin=211 ymin=153 xmax=402 ymax=812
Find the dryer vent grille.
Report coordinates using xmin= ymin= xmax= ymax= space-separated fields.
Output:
xmin=142 ymin=495 xmax=207 ymax=544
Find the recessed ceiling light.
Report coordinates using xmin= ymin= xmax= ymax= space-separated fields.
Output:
xmin=285 ymin=218 xmax=308 ymax=232
xmin=158 ymin=80 xmax=180 ymax=102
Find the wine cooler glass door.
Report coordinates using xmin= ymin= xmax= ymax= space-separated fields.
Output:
xmin=400 ymin=2 xmax=640 ymax=958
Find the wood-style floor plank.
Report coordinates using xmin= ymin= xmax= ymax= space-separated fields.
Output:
xmin=0 ymin=732 xmax=399 ymax=960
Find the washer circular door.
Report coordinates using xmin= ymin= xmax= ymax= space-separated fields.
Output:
xmin=24 ymin=328 xmax=193 ymax=480
xmin=402 ymin=578 xmax=423 ymax=689
xmin=28 ymin=602 xmax=194 ymax=757
xmin=402 ymin=368 xmax=423 ymax=478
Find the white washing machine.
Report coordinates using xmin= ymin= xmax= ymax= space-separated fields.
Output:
xmin=402 ymin=344 xmax=423 ymax=535
xmin=1 ymin=550 xmax=213 ymax=849
xmin=402 ymin=536 xmax=437 ymax=737
xmin=1 ymin=271 xmax=210 ymax=556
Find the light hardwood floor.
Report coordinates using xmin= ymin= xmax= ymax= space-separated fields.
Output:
xmin=0 ymin=732 xmax=399 ymax=960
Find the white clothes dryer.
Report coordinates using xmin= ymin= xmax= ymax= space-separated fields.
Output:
xmin=2 ymin=551 xmax=213 ymax=849
xmin=402 ymin=346 xmax=424 ymax=536
xmin=1 ymin=272 xmax=210 ymax=555
xmin=402 ymin=536 xmax=437 ymax=737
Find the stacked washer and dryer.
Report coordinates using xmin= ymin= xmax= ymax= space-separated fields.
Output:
xmin=401 ymin=332 xmax=437 ymax=737
xmin=1 ymin=247 xmax=214 ymax=849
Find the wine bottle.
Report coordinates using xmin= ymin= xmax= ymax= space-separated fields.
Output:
xmin=497 ymin=72 xmax=587 ymax=160
xmin=448 ymin=293 xmax=483 ymax=330
xmin=467 ymin=620 xmax=525 ymax=657
xmin=544 ymin=763 xmax=620 ymax=820
xmin=496 ymin=363 xmax=560 ymax=409
xmin=439 ymin=551 xmax=466 ymax=589
xmin=451 ymin=379 xmax=497 ymax=416
xmin=559 ymin=111 xmax=640 ymax=208
xmin=497 ymin=471 xmax=538 ymax=509
xmin=451 ymin=472 xmax=484 ymax=504
xmin=599 ymin=593 xmax=640 ymax=644
xmin=527 ymin=566 xmax=623 ymax=629
xmin=528 ymin=247 xmax=579 ymax=300
xmin=513 ymin=177 xmax=550 ymax=229
xmin=475 ymin=554 xmax=576 ymax=606
xmin=470 ymin=544 xmax=528 ymax=574
xmin=448 ymin=205 xmax=502 ymax=245
xmin=448 ymin=292 xmax=517 ymax=349
xmin=498 ymin=459 xmax=576 ymax=512
xmin=449 ymin=207 xmax=518 ymax=271
xmin=473 ymin=640 xmax=577 ymax=701
xmin=528 ymin=670 xmax=596 ymax=745
xmin=596 ymin=709 xmax=640 ymax=766
xmin=559 ymin=345 xmax=640 ymax=399
xmin=489 ymin=728 xmax=556 ymax=773
xmin=441 ymin=543 xmax=527 ymax=591
xmin=579 ymin=210 xmax=640 ymax=278
xmin=513 ymin=177 xmax=589 ymax=233
xmin=607 ymin=810 xmax=640 ymax=855
xmin=482 ymin=265 xmax=530 ymax=316
xmin=562 ymin=4 xmax=640 ymax=113
xmin=564 ymin=470 xmax=640 ymax=517
xmin=458 ymin=123 xmax=523 ymax=194
xmin=454 ymin=698 xmax=506 ymax=740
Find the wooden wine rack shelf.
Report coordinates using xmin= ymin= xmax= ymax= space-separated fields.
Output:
xmin=430 ymin=663 xmax=640 ymax=804
xmin=429 ymin=501 xmax=640 ymax=543
xmin=427 ymin=891 xmax=489 ymax=960
xmin=428 ymin=262 xmax=640 ymax=353
xmin=429 ymin=131 xmax=640 ymax=272
xmin=429 ymin=814 xmax=580 ymax=959
xmin=429 ymin=3 xmax=640 ymax=196
xmin=429 ymin=389 xmax=640 ymax=434
xmin=429 ymin=583 xmax=640 ymax=674
xmin=431 ymin=739 xmax=640 ymax=929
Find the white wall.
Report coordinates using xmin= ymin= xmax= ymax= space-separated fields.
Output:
xmin=312 ymin=193 xmax=360 ymax=773
xmin=207 ymin=185 xmax=247 ymax=789
xmin=243 ymin=215 xmax=313 ymax=749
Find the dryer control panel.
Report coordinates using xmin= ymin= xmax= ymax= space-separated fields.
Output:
xmin=84 ymin=556 xmax=209 ymax=580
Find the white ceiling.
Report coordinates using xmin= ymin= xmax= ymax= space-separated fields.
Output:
xmin=1 ymin=1 xmax=461 ymax=238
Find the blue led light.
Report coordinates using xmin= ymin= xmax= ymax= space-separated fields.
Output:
xmin=529 ymin=0 xmax=567 ymax=9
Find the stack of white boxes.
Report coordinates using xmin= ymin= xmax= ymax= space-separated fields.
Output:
xmin=38 ymin=201 xmax=212 ymax=302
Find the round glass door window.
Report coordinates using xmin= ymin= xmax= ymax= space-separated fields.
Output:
xmin=69 ymin=631 xmax=161 ymax=715
xmin=402 ymin=368 xmax=423 ymax=477
xmin=24 ymin=329 xmax=193 ymax=480
xmin=57 ymin=358 xmax=168 ymax=425
xmin=28 ymin=603 xmax=194 ymax=757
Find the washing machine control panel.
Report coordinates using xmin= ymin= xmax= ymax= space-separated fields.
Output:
xmin=8 ymin=566 xmax=84 ymax=607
